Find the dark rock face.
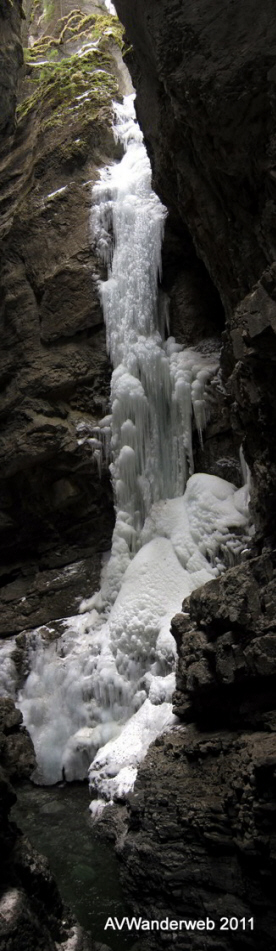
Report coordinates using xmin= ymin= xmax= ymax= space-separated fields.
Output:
xmin=114 ymin=0 xmax=276 ymax=541
xmin=228 ymin=264 xmax=276 ymax=539
xmin=0 ymin=0 xmax=23 ymax=139
xmin=173 ymin=553 xmax=276 ymax=729
xmin=0 ymin=697 xmax=35 ymax=782
xmin=119 ymin=726 xmax=276 ymax=951
xmin=0 ymin=2 xmax=127 ymax=632
xmin=114 ymin=0 xmax=275 ymax=311
xmin=0 ymin=176 xmax=114 ymax=631
xmin=116 ymin=557 xmax=276 ymax=950
xmin=0 ymin=556 xmax=106 ymax=638
xmin=109 ymin=1 xmax=276 ymax=942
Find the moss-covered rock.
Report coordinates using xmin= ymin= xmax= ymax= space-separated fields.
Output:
xmin=18 ymin=8 xmax=124 ymax=130
xmin=18 ymin=49 xmax=119 ymax=123
xmin=0 ymin=0 xmax=128 ymax=608
xmin=16 ymin=8 xmax=125 ymax=184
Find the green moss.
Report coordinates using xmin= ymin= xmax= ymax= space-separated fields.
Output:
xmin=43 ymin=0 xmax=54 ymax=21
xmin=23 ymin=36 xmax=57 ymax=62
xmin=56 ymin=10 xmax=123 ymax=47
xmin=59 ymin=12 xmax=123 ymax=47
xmin=122 ymin=42 xmax=134 ymax=59
xmin=18 ymin=4 xmax=123 ymax=173
xmin=18 ymin=47 xmax=119 ymax=124
xmin=23 ymin=10 xmax=123 ymax=67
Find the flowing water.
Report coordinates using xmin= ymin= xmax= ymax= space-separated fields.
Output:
xmin=12 ymin=782 xmax=133 ymax=950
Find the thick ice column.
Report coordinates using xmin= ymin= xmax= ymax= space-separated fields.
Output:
xmin=14 ymin=95 xmax=251 ymax=801
xmin=91 ymin=97 xmax=219 ymax=583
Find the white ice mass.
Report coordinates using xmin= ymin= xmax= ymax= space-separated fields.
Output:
xmin=13 ymin=96 xmax=251 ymax=808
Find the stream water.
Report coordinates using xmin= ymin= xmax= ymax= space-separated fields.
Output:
xmin=13 ymin=782 xmax=133 ymax=950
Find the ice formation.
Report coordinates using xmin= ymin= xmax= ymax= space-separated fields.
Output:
xmin=14 ymin=96 xmax=251 ymax=808
xmin=104 ymin=0 xmax=116 ymax=14
xmin=0 ymin=639 xmax=17 ymax=700
xmin=90 ymin=96 xmax=220 ymax=607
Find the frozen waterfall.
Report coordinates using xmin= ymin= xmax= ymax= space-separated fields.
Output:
xmin=104 ymin=0 xmax=116 ymax=14
xmin=12 ymin=96 xmax=251 ymax=812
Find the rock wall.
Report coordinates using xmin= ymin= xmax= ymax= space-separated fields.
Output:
xmin=114 ymin=0 xmax=276 ymax=542
xmin=0 ymin=11 xmax=118 ymax=947
xmin=0 ymin=1 xmax=130 ymax=634
xmin=108 ymin=0 xmax=276 ymax=944
xmin=115 ymin=557 xmax=276 ymax=950
xmin=0 ymin=0 xmax=23 ymax=138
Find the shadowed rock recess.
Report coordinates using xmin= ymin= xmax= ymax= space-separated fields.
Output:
xmin=106 ymin=0 xmax=276 ymax=947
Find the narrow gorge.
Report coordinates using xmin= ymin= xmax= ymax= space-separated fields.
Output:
xmin=0 ymin=1 xmax=276 ymax=949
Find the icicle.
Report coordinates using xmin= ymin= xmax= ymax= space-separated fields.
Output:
xmin=15 ymin=96 xmax=252 ymax=805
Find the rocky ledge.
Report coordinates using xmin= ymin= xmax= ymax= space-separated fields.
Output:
xmin=114 ymin=556 xmax=276 ymax=950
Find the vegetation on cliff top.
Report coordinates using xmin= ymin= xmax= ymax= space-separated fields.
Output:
xmin=25 ymin=9 xmax=124 ymax=61
xmin=18 ymin=10 xmax=123 ymax=127
xmin=18 ymin=48 xmax=119 ymax=123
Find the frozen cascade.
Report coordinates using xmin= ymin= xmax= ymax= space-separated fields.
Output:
xmin=89 ymin=96 xmax=221 ymax=609
xmin=104 ymin=0 xmax=116 ymax=14
xmin=13 ymin=96 xmax=251 ymax=810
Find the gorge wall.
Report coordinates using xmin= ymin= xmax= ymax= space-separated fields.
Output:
xmin=0 ymin=0 xmax=128 ymax=637
xmin=104 ymin=0 xmax=276 ymax=946
xmin=0 ymin=5 xmax=117 ymax=948
xmin=1 ymin=0 xmax=276 ymax=948
xmin=0 ymin=0 xmax=238 ymax=640
xmin=115 ymin=0 xmax=276 ymax=543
